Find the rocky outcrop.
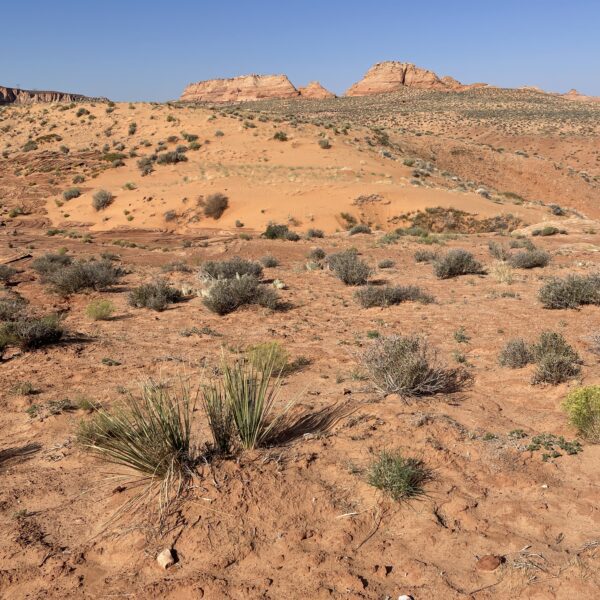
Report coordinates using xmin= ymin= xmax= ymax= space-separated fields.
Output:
xmin=346 ymin=61 xmax=463 ymax=96
xmin=0 ymin=85 xmax=108 ymax=105
xmin=298 ymin=81 xmax=335 ymax=99
xmin=562 ymin=89 xmax=600 ymax=103
xmin=180 ymin=74 xmax=301 ymax=102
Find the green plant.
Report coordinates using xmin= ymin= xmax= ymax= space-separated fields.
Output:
xmin=260 ymin=255 xmax=279 ymax=268
xmin=414 ymin=249 xmax=438 ymax=263
xmin=531 ymin=331 xmax=581 ymax=385
xmin=263 ymin=223 xmax=299 ymax=241
xmin=0 ymin=292 xmax=28 ymax=321
xmin=318 ymin=138 xmax=331 ymax=149
xmin=509 ymin=249 xmax=550 ymax=269
xmin=247 ymin=341 xmax=288 ymax=375
xmin=128 ymin=280 xmax=182 ymax=311
xmin=349 ymin=224 xmax=371 ymax=235
xmin=45 ymin=259 xmax=122 ymax=295
xmin=202 ymin=275 xmax=278 ymax=315
xmin=31 ymin=252 xmax=72 ymax=276
xmin=361 ymin=335 xmax=470 ymax=396
xmin=92 ymin=189 xmax=114 ymax=211
xmin=306 ymin=228 xmax=324 ymax=239
xmin=273 ymin=131 xmax=288 ymax=141
xmin=433 ymin=249 xmax=485 ymax=279
xmin=538 ymin=274 xmax=600 ymax=309
xmin=2 ymin=315 xmax=63 ymax=350
xmin=62 ymin=187 xmax=81 ymax=201
xmin=378 ymin=259 xmax=394 ymax=269
xmin=199 ymin=257 xmax=263 ymax=280
xmin=563 ymin=386 xmax=600 ymax=442
xmin=328 ymin=250 xmax=371 ymax=286
xmin=354 ymin=285 xmax=433 ymax=308
xmin=498 ymin=339 xmax=533 ymax=368
xmin=367 ymin=450 xmax=430 ymax=501
xmin=86 ymin=299 xmax=115 ymax=321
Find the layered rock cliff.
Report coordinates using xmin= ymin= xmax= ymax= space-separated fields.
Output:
xmin=0 ymin=85 xmax=108 ymax=105
xmin=180 ymin=74 xmax=301 ymax=102
xmin=346 ymin=61 xmax=463 ymax=96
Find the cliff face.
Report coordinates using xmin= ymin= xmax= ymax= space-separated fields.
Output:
xmin=298 ymin=81 xmax=335 ymax=99
xmin=0 ymin=85 xmax=108 ymax=105
xmin=180 ymin=74 xmax=301 ymax=102
xmin=346 ymin=61 xmax=463 ymax=96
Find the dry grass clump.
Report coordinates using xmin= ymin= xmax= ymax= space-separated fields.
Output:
xmin=1 ymin=314 xmax=63 ymax=351
xmin=199 ymin=256 xmax=263 ymax=280
xmin=414 ymin=249 xmax=438 ymax=263
xmin=539 ymin=274 xmax=600 ymax=309
xmin=86 ymin=299 xmax=115 ymax=321
xmin=328 ymin=250 xmax=371 ymax=285
xmin=44 ymin=259 xmax=123 ymax=295
xmin=0 ymin=292 xmax=28 ymax=321
xmin=563 ymin=386 xmax=600 ymax=442
xmin=92 ymin=189 xmax=114 ymax=211
xmin=202 ymin=275 xmax=279 ymax=315
xmin=498 ymin=338 xmax=532 ymax=368
xmin=367 ymin=450 xmax=431 ymax=501
xmin=203 ymin=193 xmax=229 ymax=219
xmin=355 ymin=285 xmax=433 ymax=308
xmin=128 ymin=280 xmax=183 ymax=311
xmin=361 ymin=335 xmax=471 ymax=396
xmin=509 ymin=248 xmax=550 ymax=269
xmin=433 ymin=249 xmax=485 ymax=279
xmin=490 ymin=261 xmax=515 ymax=284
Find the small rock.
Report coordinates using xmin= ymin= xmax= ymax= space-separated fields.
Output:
xmin=398 ymin=595 xmax=414 ymax=600
xmin=476 ymin=554 xmax=503 ymax=571
xmin=157 ymin=548 xmax=175 ymax=569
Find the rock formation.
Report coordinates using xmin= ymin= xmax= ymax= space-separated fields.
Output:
xmin=0 ymin=85 xmax=108 ymax=105
xmin=346 ymin=61 xmax=463 ymax=96
xmin=180 ymin=74 xmax=300 ymax=102
xmin=298 ymin=81 xmax=335 ymax=99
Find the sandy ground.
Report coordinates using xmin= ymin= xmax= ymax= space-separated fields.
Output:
xmin=0 ymin=93 xmax=599 ymax=599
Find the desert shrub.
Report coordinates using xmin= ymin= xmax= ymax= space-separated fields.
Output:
xmin=367 ymin=450 xmax=430 ymax=501
xmin=532 ymin=226 xmax=560 ymax=237
xmin=433 ymin=249 xmax=485 ymax=279
xmin=306 ymin=228 xmax=324 ymax=239
xmin=247 ymin=341 xmax=288 ymax=375
xmin=202 ymin=275 xmax=278 ymax=315
xmin=490 ymin=261 xmax=515 ymax=284
xmin=539 ymin=274 xmax=600 ymax=309
xmin=161 ymin=261 xmax=192 ymax=273
xmin=498 ymin=338 xmax=533 ymax=368
xmin=414 ymin=249 xmax=438 ymax=263
xmin=509 ymin=249 xmax=550 ymax=269
xmin=318 ymin=138 xmax=331 ymax=149
xmin=260 ymin=255 xmax=279 ymax=268
xmin=63 ymin=187 xmax=81 ymax=201
xmin=328 ymin=250 xmax=371 ymax=286
xmin=273 ymin=131 xmax=288 ymax=141
xmin=0 ymin=265 xmax=16 ymax=284
xmin=378 ymin=259 xmax=395 ymax=269
xmin=563 ymin=386 xmax=600 ymax=442
xmin=349 ymin=224 xmax=371 ymax=235
xmin=128 ymin=280 xmax=182 ymax=311
xmin=128 ymin=122 xmax=137 ymax=135
xmin=78 ymin=381 xmax=194 ymax=500
xmin=92 ymin=189 xmax=114 ymax=211
xmin=355 ymin=285 xmax=433 ymax=308
xmin=2 ymin=315 xmax=63 ymax=350
xmin=263 ymin=223 xmax=298 ymax=241
xmin=164 ymin=210 xmax=177 ymax=222
xmin=137 ymin=156 xmax=154 ymax=176
xmin=0 ymin=292 xmax=28 ymax=321
xmin=203 ymin=193 xmax=228 ymax=219
xmin=308 ymin=247 xmax=326 ymax=261
xmin=199 ymin=257 xmax=263 ymax=280
xmin=32 ymin=252 xmax=73 ymax=277
xmin=488 ymin=241 xmax=510 ymax=261
xmin=73 ymin=175 xmax=85 ymax=184
xmin=45 ymin=259 xmax=123 ymax=295
xmin=509 ymin=238 xmax=535 ymax=250
xmin=361 ymin=335 xmax=470 ymax=396
xmin=155 ymin=151 xmax=188 ymax=165
xmin=86 ymin=299 xmax=115 ymax=321
xmin=531 ymin=331 xmax=581 ymax=385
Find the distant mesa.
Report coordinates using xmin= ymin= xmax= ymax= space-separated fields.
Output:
xmin=345 ymin=61 xmax=488 ymax=96
xmin=0 ymin=85 xmax=108 ymax=105
xmin=180 ymin=74 xmax=334 ymax=103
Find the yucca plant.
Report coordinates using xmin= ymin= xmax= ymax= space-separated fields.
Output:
xmin=78 ymin=381 xmax=195 ymax=512
xmin=202 ymin=383 xmax=234 ymax=455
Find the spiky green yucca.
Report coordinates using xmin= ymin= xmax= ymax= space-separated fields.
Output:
xmin=78 ymin=381 xmax=194 ymax=505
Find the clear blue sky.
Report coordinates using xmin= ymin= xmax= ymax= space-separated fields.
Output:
xmin=2 ymin=0 xmax=599 ymax=101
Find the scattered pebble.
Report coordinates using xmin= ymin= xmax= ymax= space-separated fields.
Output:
xmin=156 ymin=548 xmax=175 ymax=569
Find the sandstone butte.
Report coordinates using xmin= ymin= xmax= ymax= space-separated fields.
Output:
xmin=0 ymin=85 xmax=107 ymax=105
xmin=179 ymin=74 xmax=335 ymax=102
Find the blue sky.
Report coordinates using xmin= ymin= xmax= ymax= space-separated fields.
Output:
xmin=2 ymin=0 xmax=599 ymax=101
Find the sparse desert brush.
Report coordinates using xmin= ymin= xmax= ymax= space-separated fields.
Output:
xmin=128 ymin=122 xmax=137 ymax=136
xmin=349 ymin=224 xmax=371 ymax=235
xmin=532 ymin=226 xmax=562 ymax=237
xmin=487 ymin=241 xmax=510 ymax=261
xmin=260 ymin=255 xmax=279 ymax=268
xmin=45 ymin=259 xmax=123 ymax=295
xmin=355 ymin=285 xmax=433 ymax=308
xmin=137 ymin=156 xmax=154 ymax=176
xmin=414 ymin=249 xmax=438 ymax=263
xmin=318 ymin=138 xmax=331 ymax=149
xmin=308 ymin=247 xmax=326 ymax=261
xmin=86 ymin=299 xmax=115 ymax=321
xmin=361 ymin=335 xmax=471 ymax=396
xmin=563 ymin=386 xmax=600 ymax=442
xmin=247 ymin=341 xmax=288 ymax=375
xmin=433 ymin=249 xmax=485 ymax=279
xmin=273 ymin=131 xmax=288 ymax=141
xmin=328 ymin=250 xmax=371 ymax=285
xmin=155 ymin=150 xmax=188 ymax=165
xmin=32 ymin=252 xmax=73 ymax=277
xmin=203 ymin=193 xmax=229 ymax=219
xmin=164 ymin=210 xmax=177 ymax=222
xmin=490 ymin=261 xmax=514 ymax=284
xmin=199 ymin=256 xmax=263 ymax=280
xmin=78 ymin=380 xmax=195 ymax=510
xmin=538 ymin=274 xmax=600 ymax=309
xmin=0 ymin=265 xmax=16 ymax=284
xmin=62 ymin=187 xmax=81 ymax=200
xmin=202 ymin=275 xmax=278 ymax=315
xmin=128 ymin=280 xmax=183 ymax=311
xmin=509 ymin=238 xmax=535 ymax=250
xmin=498 ymin=338 xmax=533 ymax=368
xmin=531 ymin=331 xmax=581 ymax=385
xmin=378 ymin=259 xmax=395 ymax=269
xmin=92 ymin=189 xmax=114 ymax=211
xmin=263 ymin=223 xmax=299 ymax=241
xmin=0 ymin=292 xmax=28 ymax=321
xmin=367 ymin=450 xmax=430 ymax=501
xmin=509 ymin=248 xmax=550 ymax=269
xmin=161 ymin=261 xmax=192 ymax=273
xmin=1 ymin=314 xmax=63 ymax=350
xmin=306 ymin=228 xmax=324 ymax=239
